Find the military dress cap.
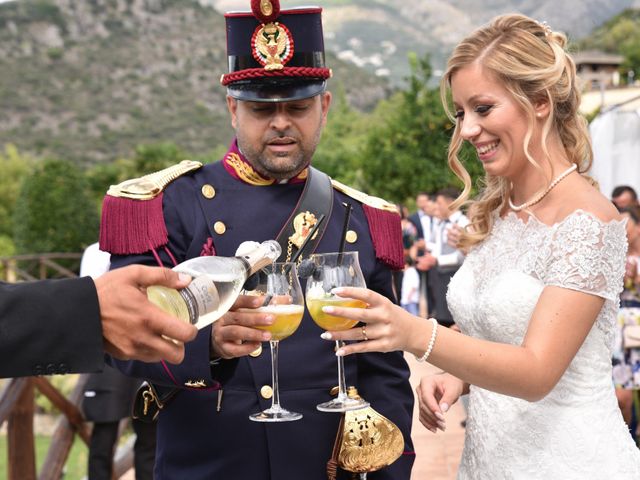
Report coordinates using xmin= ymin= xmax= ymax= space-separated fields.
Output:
xmin=220 ymin=0 xmax=331 ymax=102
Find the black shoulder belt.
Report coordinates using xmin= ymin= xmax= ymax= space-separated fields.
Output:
xmin=274 ymin=166 xmax=334 ymax=260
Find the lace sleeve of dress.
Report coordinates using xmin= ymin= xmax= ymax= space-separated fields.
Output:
xmin=543 ymin=211 xmax=627 ymax=302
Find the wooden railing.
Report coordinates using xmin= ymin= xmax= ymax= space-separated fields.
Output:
xmin=0 ymin=253 xmax=82 ymax=282
xmin=0 ymin=254 xmax=134 ymax=479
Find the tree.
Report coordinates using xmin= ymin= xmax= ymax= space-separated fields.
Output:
xmin=314 ymin=84 xmax=368 ymax=186
xmin=0 ymin=144 xmax=32 ymax=240
xmin=356 ymin=53 xmax=470 ymax=204
xmin=13 ymin=158 xmax=99 ymax=254
xmin=128 ymin=142 xmax=187 ymax=176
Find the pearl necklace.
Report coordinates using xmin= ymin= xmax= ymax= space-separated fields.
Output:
xmin=508 ymin=164 xmax=577 ymax=212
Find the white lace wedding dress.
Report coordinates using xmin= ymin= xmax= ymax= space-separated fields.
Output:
xmin=447 ymin=210 xmax=640 ymax=479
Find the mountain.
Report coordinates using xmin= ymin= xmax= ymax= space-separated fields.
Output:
xmin=1 ymin=0 xmax=638 ymax=164
xmin=209 ymin=0 xmax=639 ymax=83
xmin=0 ymin=0 xmax=388 ymax=163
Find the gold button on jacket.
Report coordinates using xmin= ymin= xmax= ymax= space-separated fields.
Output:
xmin=260 ymin=385 xmax=273 ymax=399
xmin=214 ymin=221 xmax=226 ymax=235
xmin=249 ymin=344 xmax=263 ymax=357
xmin=201 ymin=184 xmax=216 ymax=199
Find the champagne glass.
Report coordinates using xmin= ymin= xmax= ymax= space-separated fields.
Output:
xmin=305 ymin=251 xmax=370 ymax=412
xmin=245 ymin=262 xmax=305 ymax=422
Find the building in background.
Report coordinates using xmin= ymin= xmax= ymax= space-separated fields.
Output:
xmin=575 ymin=50 xmax=625 ymax=91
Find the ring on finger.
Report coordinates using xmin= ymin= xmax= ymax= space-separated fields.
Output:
xmin=361 ymin=325 xmax=369 ymax=341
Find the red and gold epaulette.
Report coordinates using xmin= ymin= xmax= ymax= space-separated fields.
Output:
xmin=331 ymin=179 xmax=403 ymax=270
xmin=99 ymin=160 xmax=202 ymax=255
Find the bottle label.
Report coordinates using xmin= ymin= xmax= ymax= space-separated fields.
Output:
xmin=179 ymin=276 xmax=221 ymax=325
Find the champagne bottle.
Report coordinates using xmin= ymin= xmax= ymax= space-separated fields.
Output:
xmin=147 ymin=240 xmax=281 ymax=329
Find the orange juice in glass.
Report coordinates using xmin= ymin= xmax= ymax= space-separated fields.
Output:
xmin=305 ymin=251 xmax=369 ymax=412
xmin=306 ymin=297 xmax=366 ymax=331
xmin=252 ymin=304 xmax=304 ymax=341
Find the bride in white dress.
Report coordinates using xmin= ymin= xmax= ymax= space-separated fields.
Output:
xmin=318 ymin=14 xmax=640 ymax=478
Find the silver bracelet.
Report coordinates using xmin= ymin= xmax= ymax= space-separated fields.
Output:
xmin=415 ymin=317 xmax=438 ymax=363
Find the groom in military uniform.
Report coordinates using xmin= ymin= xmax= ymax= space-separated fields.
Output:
xmin=101 ymin=1 xmax=415 ymax=478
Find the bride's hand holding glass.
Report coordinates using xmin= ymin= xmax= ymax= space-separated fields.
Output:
xmin=305 ymin=251 xmax=370 ymax=412
xmin=318 ymin=287 xmax=427 ymax=358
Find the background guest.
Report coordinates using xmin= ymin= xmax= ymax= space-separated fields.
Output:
xmin=416 ymin=187 xmax=469 ymax=327
xmin=612 ymin=185 xmax=639 ymax=211
xmin=401 ymin=256 xmax=421 ymax=316
xmin=612 ymin=205 xmax=640 ymax=444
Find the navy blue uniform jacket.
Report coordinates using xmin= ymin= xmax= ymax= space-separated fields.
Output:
xmin=109 ymin=161 xmax=415 ymax=479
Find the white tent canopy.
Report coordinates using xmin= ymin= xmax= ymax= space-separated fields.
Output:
xmin=589 ymin=108 xmax=640 ymax=200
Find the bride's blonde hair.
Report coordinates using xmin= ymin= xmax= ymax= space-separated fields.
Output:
xmin=441 ymin=14 xmax=592 ymax=248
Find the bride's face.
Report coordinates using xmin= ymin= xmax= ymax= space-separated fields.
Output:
xmin=450 ymin=62 xmax=540 ymax=180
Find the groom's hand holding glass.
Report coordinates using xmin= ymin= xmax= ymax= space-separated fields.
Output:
xmin=241 ymin=262 xmax=305 ymax=422
xmin=210 ymin=295 xmax=274 ymax=359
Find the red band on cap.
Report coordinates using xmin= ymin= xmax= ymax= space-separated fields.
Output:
xmin=221 ymin=66 xmax=331 ymax=86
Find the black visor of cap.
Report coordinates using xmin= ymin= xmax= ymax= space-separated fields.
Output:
xmin=227 ymin=78 xmax=327 ymax=102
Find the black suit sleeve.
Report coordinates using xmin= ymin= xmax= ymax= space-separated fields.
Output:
xmin=0 ymin=277 xmax=104 ymax=378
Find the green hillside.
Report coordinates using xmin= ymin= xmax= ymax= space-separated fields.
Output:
xmin=0 ymin=0 xmax=388 ymax=164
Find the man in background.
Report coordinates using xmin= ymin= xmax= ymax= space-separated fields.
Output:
xmin=417 ymin=187 xmax=469 ymax=327
xmin=612 ymin=185 xmax=638 ymax=211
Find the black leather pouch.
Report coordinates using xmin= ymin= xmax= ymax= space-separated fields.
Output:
xmin=132 ymin=381 xmax=179 ymax=423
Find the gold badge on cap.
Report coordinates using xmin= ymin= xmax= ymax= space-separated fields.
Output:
xmin=288 ymin=211 xmax=318 ymax=249
xmin=252 ymin=22 xmax=293 ymax=71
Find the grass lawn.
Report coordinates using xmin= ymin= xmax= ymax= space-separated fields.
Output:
xmin=0 ymin=434 xmax=87 ymax=479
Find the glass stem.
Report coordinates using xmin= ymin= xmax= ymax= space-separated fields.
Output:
xmin=270 ymin=340 xmax=281 ymax=410
xmin=336 ymin=340 xmax=348 ymax=400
